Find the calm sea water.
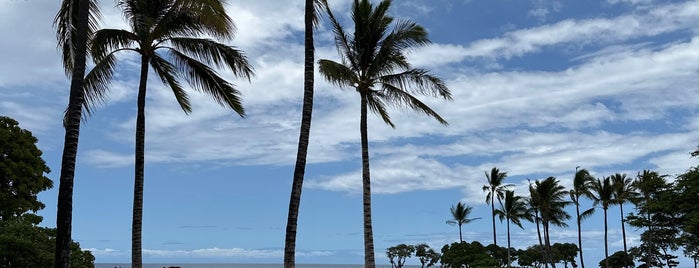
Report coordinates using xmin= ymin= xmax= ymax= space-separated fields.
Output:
xmin=97 ymin=264 xmax=420 ymax=268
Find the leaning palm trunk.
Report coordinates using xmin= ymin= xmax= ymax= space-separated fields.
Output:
xmin=360 ymin=93 xmax=376 ymax=268
xmin=536 ymin=213 xmax=548 ymax=268
xmin=284 ymin=0 xmax=316 ymax=266
xmin=544 ymin=221 xmax=556 ymax=268
xmin=575 ymin=204 xmax=585 ymax=268
xmin=54 ymin=1 xmax=90 ymax=267
xmin=132 ymin=56 xmax=150 ymax=268
xmin=619 ymin=204 xmax=629 ymax=268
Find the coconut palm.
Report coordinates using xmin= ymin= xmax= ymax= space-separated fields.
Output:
xmin=53 ymin=1 xmax=101 ymax=267
xmin=85 ymin=1 xmax=253 ymax=266
xmin=527 ymin=181 xmax=547 ymax=268
xmin=569 ymin=168 xmax=595 ymax=268
xmin=590 ymin=176 xmax=615 ymax=268
xmin=284 ymin=1 xmax=328 ymax=267
xmin=318 ymin=1 xmax=452 ymax=266
xmin=494 ymin=190 xmax=531 ymax=267
xmin=483 ymin=167 xmax=513 ymax=247
xmin=532 ymin=177 xmax=571 ymax=268
xmin=611 ymin=173 xmax=635 ymax=268
xmin=447 ymin=202 xmax=480 ymax=242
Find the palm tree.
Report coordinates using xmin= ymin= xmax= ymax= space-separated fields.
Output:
xmin=527 ymin=181 xmax=547 ymax=268
xmin=447 ymin=202 xmax=480 ymax=242
xmin=494 ymin=190 xmax=530 ymax=267
xmin=483 ymin=167 xmax=513 ymax=247
xmin=318 ymin=1 xmax=452 ymax=266
xmin=53 ymin=1 xmax=101 ymax=267
xmin=611 ymin=173 xmax=635 ymax=268
xmin=590 ymin=176 xmax=615 ymax=268
xmin=284 ymin=1 xmax=328 ymax=267
xmin=532 ymin=177 xmax=571 ymax=268
xmin=569 ymin=167 xmax=595 ymax=268
xmin=85 ymin=1 xmax=253 ymax=267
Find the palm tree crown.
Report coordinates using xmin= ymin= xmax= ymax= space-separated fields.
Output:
xmin=569 ymin=168 xmax=595 ymax=268
xmin=84 ymin=1 xmax=253 ymax=267
xmin=319 ymin=1 xmax=451 ymax=267
xmin=447 ymin=202 xmax=480 ymax=243
xmin=532 ymin=177 xmax=571 ymax=268
xmin=590 ymin=176 xmax=615 ymax=268
xmin=495 ymin=190 xmax=530 ymax=267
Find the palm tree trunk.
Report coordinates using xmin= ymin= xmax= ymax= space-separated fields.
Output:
xmin=536 ymin=213 xmax=548 ymax=268
xmin=360 ymin=92 xmax=375 ymax=268
xmin=132 ymin=56 xmax=150 ymax=268
xmin=575 ymin=203 xmax=585 ymax=268
xmin=506 ymin=217 xmax=511 ymax=268
xmin=604 ymin=208 xmax=609 ymax=268
xmin=54 ymin=1 xmax=89 ymax=267
xmin=620 ymin=204 xmax=628 ymax=268
xmin=284 ymin=1 xmax=315 ymax=267
xmin=458 ymin=223 xmax=463 ymax=243
xmin=491 ymin=196 xmax=497 ymax=247
xmin=545 ymin=221 xmax=556 ymax=268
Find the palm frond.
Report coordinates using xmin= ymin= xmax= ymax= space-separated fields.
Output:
xmin=170 ymin=50 xmax=245 ymax=117
xmin=365 ymin=92 xmax=394 ymax=128
xmin=171 ymin=0 xmax=235 ymax=39
xmin=167 ymin=38 xmax=253 ymax=80
xmin=80 ymin=52 xmax=118 ymax=117
xmin=150 ymin=54 xmax=191 ymax=113
xmin=324 ymin=1 xmax=359 ymax=72
xmin=318 ymin=59 xmax=357 ymax=88
xmin=90 ymin=29 xmax=138 ymax=61
xmin=54 ymin=0 xmax=102 ymax=75
xmin=379 ymin=83 xmax=447 ymax=125
xmin=579 ymin=207 xmax=596 ymax=222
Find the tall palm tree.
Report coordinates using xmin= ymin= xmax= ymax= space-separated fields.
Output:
xmin=532 ymin=177 xmax=571 ymax=268
xmin=53 ymin=1 xmax=101 ymax=267
xmin=569 ymin=168 xmax=595 ymax=268
xmin=446 ymin=202 xmax=480 ymax=243
xmin=318 ymin=1 xmax=452 ymax=266
xmin=527 ymin=180 xmax=547 ymax=268
xmin=590 ymin=176 xmax=615 ymax=268
xmin=611 ymin=173 xmax=635 ymax=268
xmin=284 ymin=1 xmax=328 ymax=267
xmin=85 ymin=1 xmax=253 ymax=266
xmin=494 ymin=190 xmax=531 ymax=267
xmin=483 ymin=167 xmax=513 ymax=247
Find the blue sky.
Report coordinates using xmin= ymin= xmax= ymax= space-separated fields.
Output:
xmin=1 ymin=0 xmax=699 ymax=265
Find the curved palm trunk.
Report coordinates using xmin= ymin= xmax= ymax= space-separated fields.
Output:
xmin=360 ymin=93 xmax=376 ymax=268
xmin=536 ymin=212 xmax=548 ymax=268
xmin=491 ymin=196 xmax=497 ymax=247
xmin=506 ymin=217 xmax=511 ymax=268
xmin=544 ymin=221 xmax=557 ymax=268
xmin=284 ymin=1 xmax=315 ymax=267
xmin=132 ymin=56 xmax=150 ymax=268
xmin=619 ymin=204 xmax=628 ymax=268
xmin=55 ymin=1 xmax=90 ymax=267
xmin=603 ymin=208 xmax=609 ymax=268
xmin=575 ymin=203 xmax=585 ymax=268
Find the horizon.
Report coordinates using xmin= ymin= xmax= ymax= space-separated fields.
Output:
xmin=1 ymin=0 xmax=698 ymax=266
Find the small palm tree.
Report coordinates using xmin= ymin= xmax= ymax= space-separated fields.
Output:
xmin=447 ymin=202 xmax=480 ymax=242
xmin=319 ymin=1 xmax=452 ymax=266
xmin=494 ymin=190 xmax=531 ymax=267
xmin=532 ymin=177 xmax=571 ymax=268
xmin=85 ymin=1 xmax=253 ymax=267
xmin=611 ymin=173 xmax=635 ymax=268
xmin=53 ymin=1 xmax=101 ymax=267
xmin=284 ymin=1 xmax=328 ymax=267
xmin=569 ymin=168 xmax=595 ymax=268
xmin=590 ymin=176 xmax=615 ymax=268
xmin=482 ymin=167 xmax=513 ymax=247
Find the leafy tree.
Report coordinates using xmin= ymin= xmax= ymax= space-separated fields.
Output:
xmin=590 ymin=176 xmax=615 ymax=268
xmin=569 ymin=167 xmax=595 ymax=268
xmin=446 ymin=202 xmax=479 ymax=242
xmin=599 ymin=251 xmax=634 ymax=268
xmin=386 ymin=244 xmax=414 ymax=268
xmin=611 ymin=173 xmax=635 ymax=268
xmin=0 ymin=116 xmax=52 ymax=220
xmin=483 ymin=167 xmax=513 ymax=247
xmin=85 ymin=0 xmax=254 ymax=266
xmin=486 ymin=243 xmax=509 ymax=267
xmin=495 ymin=190 xmax=530 ymax=267
xmin=518 ymin=245 xmax=545 ymax=268
xmin=440 ymin=241 xmax=498 ymax=268
xmin=319 ymin=1 xmax=452 ymax=266
xmin=414 ymin=243 xmax=440 ymax=268
xmin=551 ymin=243 xmax=579 ymax=268
xmin=531 ymin=177 xmax=571 ymax=268
xmin=53 ymin=0 xmax=102 ymax=265
xmin=284 ymin=1 xmax=328 ymax=267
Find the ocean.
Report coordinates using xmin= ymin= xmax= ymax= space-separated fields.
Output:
xmin=97 ymin=264 xmax=421 ymax=268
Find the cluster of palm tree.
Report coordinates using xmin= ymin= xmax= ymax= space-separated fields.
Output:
xmin=53 ymin=0 xmax=450 ymax=268
xmin=447 ymin=167 xmax=641 ymax=268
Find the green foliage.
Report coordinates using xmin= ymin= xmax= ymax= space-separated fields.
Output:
xmin=551 ymin=243 xmax=579 ymax=267
xmin=0 ymin=116 xmax=52 ymax=220
xmin=598 ymin=251 xmax=634 ymax=268
xmin=517 ymin=245 xmax=545 ymax=268
xmin=386 ymin=244 xmax=414 ymax=268
xmin=440 ymin=241 xmax=498 ymax=268
xmin=414 ymin=243 xmax=440 ymax=268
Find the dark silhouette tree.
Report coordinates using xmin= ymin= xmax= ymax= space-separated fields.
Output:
xmin=569 ymin=167 xmax=595 ymax=268
xmin=447 ymin=202 xmax=480 ymax=242
xmin=483 ymin=167 xmax=513 ymax=247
